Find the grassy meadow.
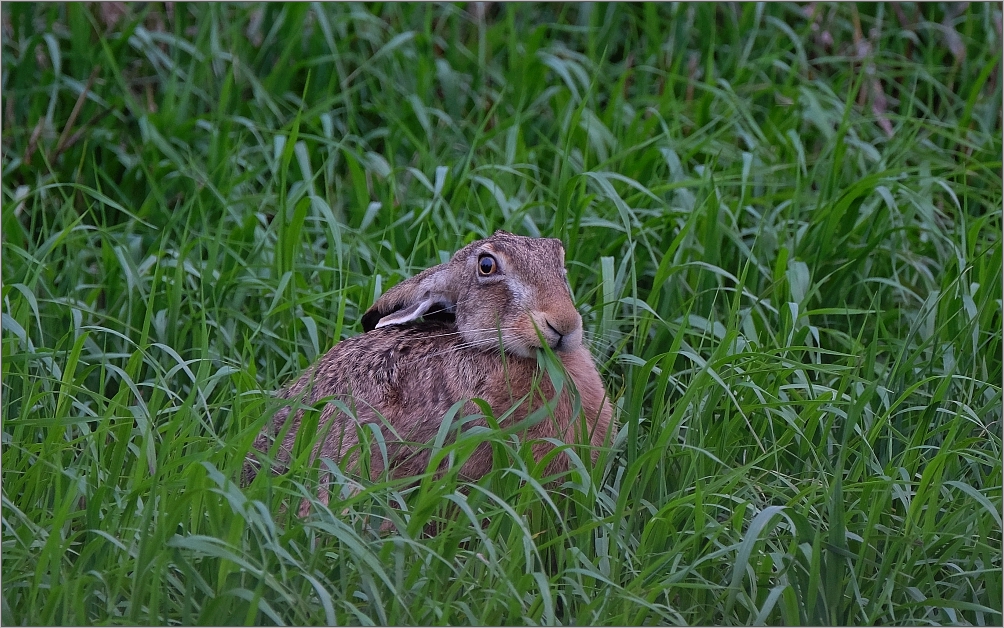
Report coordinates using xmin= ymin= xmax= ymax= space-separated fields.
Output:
xmin=2 ymin=2 xmax=1002 ymax=625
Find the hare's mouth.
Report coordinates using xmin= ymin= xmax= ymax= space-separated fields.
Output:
xmin=545 ymin=320 xmax=569 ymax=351
xmin=454 ymin=322 xmax=579 ymax=359
xmin=526 ymin=313 xmax=582 ymax=353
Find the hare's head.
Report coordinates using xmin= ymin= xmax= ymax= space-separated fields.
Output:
xmin=361 ymin=232 xmax=583 ymax=358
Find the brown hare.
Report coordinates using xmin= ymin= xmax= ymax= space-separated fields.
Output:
xmin=243 ymin=231 xmax=614 ymax=512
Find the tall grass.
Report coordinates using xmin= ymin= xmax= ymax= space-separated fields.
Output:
xmin=2 ymin=2 xmax=1001 ymax=625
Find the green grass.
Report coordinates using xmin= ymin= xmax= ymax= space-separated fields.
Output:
xmin=2 ymin=2 xmax=1001 ymax=625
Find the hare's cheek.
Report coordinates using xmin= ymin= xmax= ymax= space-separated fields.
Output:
xmin=505 ymin=322 xmax=545 ymax=354
xmin=498 ymin=329 xmax=537 ymax=359
xmin=505 ymin=343 xmax=536 ymax=359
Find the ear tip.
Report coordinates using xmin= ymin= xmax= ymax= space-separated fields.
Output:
xmin=361 ymin=308 xmax=381 ymax=332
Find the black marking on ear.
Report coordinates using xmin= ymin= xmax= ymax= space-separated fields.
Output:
xmin=361 ymin=307 xmax=384 ymax=332
xmin=421 ymin=306 xmax=456 ymax=324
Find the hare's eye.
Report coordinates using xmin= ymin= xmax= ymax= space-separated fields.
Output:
xmin=478 ymin=254 xmax=497 ymax=276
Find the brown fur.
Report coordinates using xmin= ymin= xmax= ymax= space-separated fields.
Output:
xmin=243 ymin=232 xmax=614 ymax=510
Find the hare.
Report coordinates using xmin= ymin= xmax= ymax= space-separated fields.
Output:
xmin=243 ymin=231 xmax=614 ymax=512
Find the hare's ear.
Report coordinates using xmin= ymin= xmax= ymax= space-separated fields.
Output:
xmin=361 ymin=264 xmax=459 ymax=331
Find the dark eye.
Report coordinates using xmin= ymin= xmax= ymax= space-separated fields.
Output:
xmin=478 ymin=254 xmax=497 ymax=276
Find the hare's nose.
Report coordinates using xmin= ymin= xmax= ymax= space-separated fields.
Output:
xmin=544 ymin=315 xmax=578 ymax=337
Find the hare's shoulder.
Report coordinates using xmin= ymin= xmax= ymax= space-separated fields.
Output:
xmin=309 ymin=320 xmax=465 ymax=385
xmin=345 ymin=320 xmax=463 ymax=353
